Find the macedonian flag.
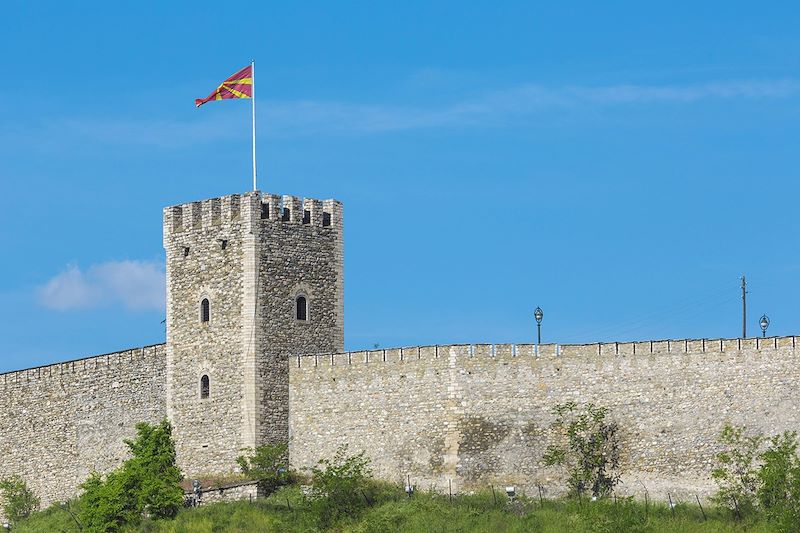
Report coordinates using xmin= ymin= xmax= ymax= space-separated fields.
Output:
xmin=195 ymin=64 xmax=253 ymax=107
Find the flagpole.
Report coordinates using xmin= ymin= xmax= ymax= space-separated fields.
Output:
xmin=251 ymin=60 xmax=257 ymax=192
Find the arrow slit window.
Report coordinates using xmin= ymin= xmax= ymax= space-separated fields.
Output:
xmin=201 ymin=298 xmax=210 ymax=323
xmin=296 ymin=295 xmax=308 ymax=321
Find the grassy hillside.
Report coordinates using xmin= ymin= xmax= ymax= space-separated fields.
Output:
xmin=15 ymin=485 xmax=777 ymax=533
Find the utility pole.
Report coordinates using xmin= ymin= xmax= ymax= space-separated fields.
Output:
xmin=741 ymin=275 xmax=747 ymax=338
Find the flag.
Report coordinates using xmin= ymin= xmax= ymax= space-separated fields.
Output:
xmin=195 ymin=65 xmax=253 ymax=107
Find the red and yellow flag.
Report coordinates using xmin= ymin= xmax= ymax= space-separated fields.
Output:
xmin=195 ymin=65 xmax=253 ymax=107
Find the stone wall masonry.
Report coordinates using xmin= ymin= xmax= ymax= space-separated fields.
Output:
xmin=164 ymin=193 xmax=251 ymax=477
xmin=254 ymin=194 xmax=344 ymax=448
xmin=288 ymin=338 xmax=800 ymax=500
xmin=0 ymin=344 xmax=167 ymax=510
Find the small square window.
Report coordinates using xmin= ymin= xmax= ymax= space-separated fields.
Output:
xmin=183 ymin=247 xmax=190 ymax=257
xmin=220 ymin=239 xmax=228 ymax=250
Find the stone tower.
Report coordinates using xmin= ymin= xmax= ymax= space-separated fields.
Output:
xmin=163 ymin=191 xmax=343 ymax=476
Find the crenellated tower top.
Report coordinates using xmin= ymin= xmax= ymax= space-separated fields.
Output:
xmin=163 ymin=191 xmax=342 ymax=237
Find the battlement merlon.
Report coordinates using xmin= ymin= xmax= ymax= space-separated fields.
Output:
xmin=162 ymin=191 xmax=343 ymax=241
xmin=291 ymin=336 xmax=800 ymax=369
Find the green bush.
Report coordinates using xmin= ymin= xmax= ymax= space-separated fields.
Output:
xmin=236 ymin=442 xmax=293 ymax=494
xmin=79 ymin=419 xmax=183 ymax=532
xmin=711 ymin=424 xmax=800 ymax=530
xmin=307 ymin=444 xmax=373 ymax=527
xmin=757 ymin=431 xmax=800 ymax=531
xmin=0 ymin=475 xmax=39 ymax=524
xmin=9 ymin=501 xmax=82 ymax=533
xmin=711 ymin=424 xmax=764 ymax=515
xmin=543 ymin=402 xmax=622 ymax=497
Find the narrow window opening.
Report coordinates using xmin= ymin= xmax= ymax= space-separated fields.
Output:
xmin=260 ymin=203 xmax=269 ymax=219
xmin=322 ymin=212 xmax=332 ymax=227
xmin=302 ymin=210 xmax=311 ymax=224
xmin=201 ymin=298 xmax=210 ymax=323
xmin=282 ymin=207 xmax=291 ymax=221
xmin=200 ymin=375 xmax=210 ymax=399
xmin=296 ymin=295 xmax=308 ymax=321
xmin=183 ymin=247 xmax=190 ymax=257
xmin=220 ymin=239 xmax=228 ymax=250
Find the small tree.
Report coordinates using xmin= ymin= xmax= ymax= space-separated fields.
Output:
xmin=80 ymin=471 xmax=136 ymax=532
xmin=237 ymin=443 xmax=292 ymax=494
xmin=543 ymin=402 xmax=622 ymax=497
xmin=79 ymin=419 xmax=183 ymax=532
xmin=0 ymin=475 xmax=40 ymax=524
xmin=123 ymin=420 xmax=184 ymax=518
xmin=757 ymin=431 xmax=800 ymax=529
xmin=711 ymin=424 xmax=763 ymax=514
xmin=308 ymin=445 xmax=372 ymax=526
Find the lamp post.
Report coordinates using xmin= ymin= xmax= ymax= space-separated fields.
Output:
xmin=760 ymin=314 xmax=770 ymax=338
xmin=534 ymin=306 xmax=543 ymax=344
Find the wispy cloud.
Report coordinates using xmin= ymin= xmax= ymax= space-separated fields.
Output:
xmin=257 ymin=79 xmax=800 ymax=134
xmin=9 ymin=79 xmax=800 ymax=146
xmin=37 ymin=260 xmax=165 ymax=312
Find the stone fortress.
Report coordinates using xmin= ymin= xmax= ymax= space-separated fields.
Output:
xmin=1 ymin=190 xmax=798 ymax=510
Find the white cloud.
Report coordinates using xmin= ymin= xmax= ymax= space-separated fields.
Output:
xmin=37 ymin=260 xmax=165 ymax=312
xmin=37 ymin=265 xmax=97 ymax=310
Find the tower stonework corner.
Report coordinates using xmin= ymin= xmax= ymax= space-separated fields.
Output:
xmin=163 ymin=190 xmax=343 ymax=477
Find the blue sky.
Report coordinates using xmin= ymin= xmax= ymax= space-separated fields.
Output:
xmin=1 ymin=1 xmax=799 ymax=371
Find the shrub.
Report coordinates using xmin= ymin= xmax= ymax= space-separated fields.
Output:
xmin=236 ymin=442 xmax=293 ymax=494
xmin=79 ymin=419 xmax=183 ymax=532
xmin=307 ymin=444 xmax=372 ymax=526
xmin=757 ymin=431 xmax=800 ymax=530
xmin=711 ymin=424 xmax=764 ymax=514
xmin=543 ymin=402 xmax=621 ymax=497
xmin=0 ymin=475 xmax=39 ymax=524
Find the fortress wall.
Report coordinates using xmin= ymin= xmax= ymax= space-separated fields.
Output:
xmin=289 ymin=338 xmax=800 ymax=499
xmin=0 ymin=344 xmax=167 ymax=509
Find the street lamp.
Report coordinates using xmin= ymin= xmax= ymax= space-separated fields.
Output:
xmin=760 ymin=314 xmax=770 ymax=338
xmin=534 ymin=307 xmax=544 ymax=344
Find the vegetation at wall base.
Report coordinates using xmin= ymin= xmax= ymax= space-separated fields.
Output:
xmin=12 ymin=415 xmax=800 ymax=532
xmin=712 ymin=424 xmax=800 ymax=530
xmin=0 ymin=475 xmax=40 ymax=525
xmin=13 ymin=485 xmax=782 ymax=533
xmin=543 ymin=402 xmax=622 ymax=498
xmin=236 ymin=442 xmax=293 ymax=494
xmin=306 ymin=444 xmax=373 ymax=528
xmin=78 ymin=419 xmax=183 ymax=532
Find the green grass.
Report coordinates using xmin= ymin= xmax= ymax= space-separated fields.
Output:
xmin=14 ymin=485 xmax=781 ymax=533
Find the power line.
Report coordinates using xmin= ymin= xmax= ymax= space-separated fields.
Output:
xmin=577 ymin=280 xmax=742 ymax=341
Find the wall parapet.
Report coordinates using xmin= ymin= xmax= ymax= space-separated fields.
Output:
xmin=0 ymin=343 xmax=166 ymax=388
xmin=163 ymin=191 xmax=342 ymax=234
xmin=292 ymin=336 xmax=798 ymax=369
